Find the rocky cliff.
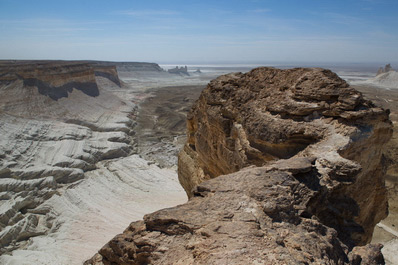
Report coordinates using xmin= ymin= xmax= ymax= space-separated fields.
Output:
xmin=106 ymin=62 xmax=164 ymax=72
xmin=0 ymin=60 xmax=123 ymax=100
xmin=87 ymin=67 xmax=392 ymax=264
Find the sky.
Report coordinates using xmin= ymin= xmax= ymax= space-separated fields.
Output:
xmin=0 ymin=0 xmax=397 ymax=63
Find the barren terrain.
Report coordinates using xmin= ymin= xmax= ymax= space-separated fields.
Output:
xmin=1 ymin=62 xmax=397 ymax=264
xmin=133 ymin=85 xmax=205 ymax=167
xmin=0 ymin=62 xmax=205 ymax=264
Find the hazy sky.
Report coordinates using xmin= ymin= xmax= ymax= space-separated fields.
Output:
xmin=0 ymin=0 xmax=397 ymax=63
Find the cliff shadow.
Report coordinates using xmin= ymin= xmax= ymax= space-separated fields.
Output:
xmin=307 ymin=187 xmax=362 ymax=248
xmin=293 ymin=167 xmax=363 ymax=248
xmin=23 ymin=78 xmax=99 ymax=101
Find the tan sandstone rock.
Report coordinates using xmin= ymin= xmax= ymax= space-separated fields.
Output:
xmin=86 ymin=67 xmax=392 ymax=264
xmin=178 ymin=67 xmax=392 ymax=246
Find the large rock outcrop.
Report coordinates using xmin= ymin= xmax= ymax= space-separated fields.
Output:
xmin=178 ymin=67 xmax=392 ymax=246
xmin=87 ymin=67 xmax=392 ymax=264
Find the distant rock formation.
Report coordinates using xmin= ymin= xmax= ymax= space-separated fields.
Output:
xmin=370 ymin=71 xmax=398 ymax=89
xmin=87 ymin=68 xmax=392 ymax=264
xmin=101 ymin=61 xmax=164 ymax=72
xmin=93 ymin=66 xmax=121 ymax=87
xmin=377 ymin=64 xmax=395 ymax=76
xmin=364 ymin=64 xmax=398 ymax=89
xmin=168 ymin=66 xmax=189 ymax=76
xmin=0 ymin=61 xmax=123 ymax=100
xmin=0 ymin=61 xmax=165 ymax=99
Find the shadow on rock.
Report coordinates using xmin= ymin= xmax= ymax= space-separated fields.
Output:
xmin=24 ymin=78 xmax=100 ymax=100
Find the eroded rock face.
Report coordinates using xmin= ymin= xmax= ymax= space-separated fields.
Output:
xmin=0 ymin=61 xmax=122 ymax=100
xmin=87 ymin=67 xmax=392 ymax=264
xmin=0 ymin=61 xmax=131 ymax=254
xmin=178 ymin=67 xmax=392 ymax=246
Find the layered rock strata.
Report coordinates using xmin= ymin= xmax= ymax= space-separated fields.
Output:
xmin=0 ymin=60 xmax=122 ymax=100
xmin=88 ymin=67 xmax=392 ymax=264
xmin=0 ymin=61 xmax=132 ymax=254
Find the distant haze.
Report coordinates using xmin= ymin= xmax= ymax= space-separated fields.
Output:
xmin=0 ymin=0 xmax=397 ymax=63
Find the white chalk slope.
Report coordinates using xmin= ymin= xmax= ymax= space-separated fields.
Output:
xmin=0 ymin=155 xmax=185 ymax=265
xmin=0 ymin=73 xmax=187 ymax=264
xmin=360 ymin=71 xmax=398 ymax=89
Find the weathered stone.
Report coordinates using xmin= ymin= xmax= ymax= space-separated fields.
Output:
xmin=87 ymin=67 xmax=392 ymax=264
xmin=178 ymin=67 xmax=392 ymax=246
